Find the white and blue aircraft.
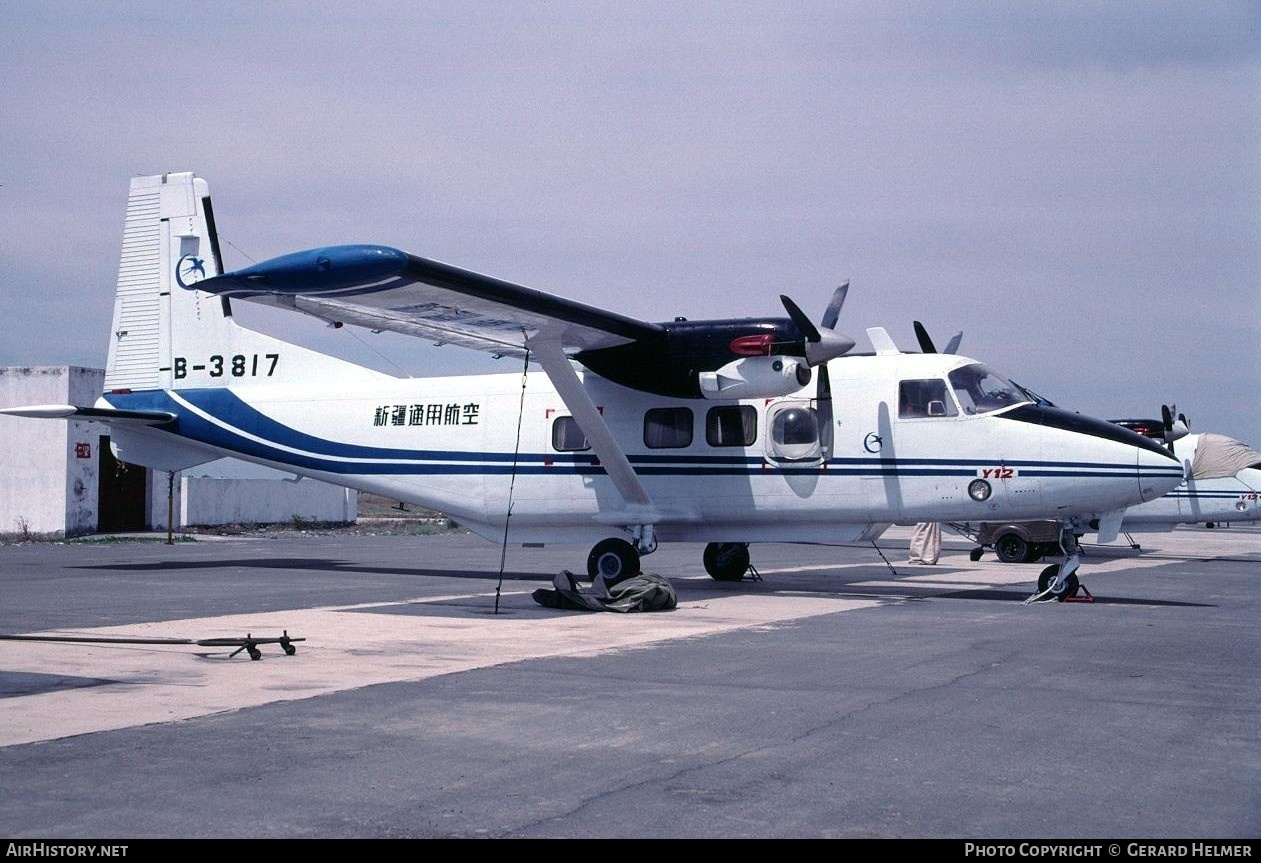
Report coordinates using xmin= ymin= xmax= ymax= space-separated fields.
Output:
xmin=2 ymin=173 xmax=1187 ymax=600
xmin=1105 ymin=414 xmax=1259 ymax=533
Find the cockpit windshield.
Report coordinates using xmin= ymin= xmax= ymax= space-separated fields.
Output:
xmin=948 ymin=364 xmax=1032 ymax=415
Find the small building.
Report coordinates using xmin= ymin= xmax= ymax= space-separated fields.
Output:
xmin=0 ymin=366 xmax=355 ymax=537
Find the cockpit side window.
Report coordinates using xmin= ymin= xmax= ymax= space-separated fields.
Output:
xmin=948 ymin=364 xmax=1029 ymax=415
xmin=898 ymin=379 xmax=958 ymax=419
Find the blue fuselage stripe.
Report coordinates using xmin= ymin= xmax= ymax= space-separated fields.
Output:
xmin=105 ymin=389 xmax=1186 ymax=481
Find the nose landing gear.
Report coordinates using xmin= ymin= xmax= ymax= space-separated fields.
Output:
xmin=1024 ymin=526 xmax=1092 ymax=603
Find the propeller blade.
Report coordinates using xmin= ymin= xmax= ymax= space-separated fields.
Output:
xmin=1160 ymin=404 xmax=1189 ymax=447
xmin=913 ymin=320 xmax=963 ymax=354
xmin=1168 ymin=417 xmax=1190 ymax=443
xmin=815 ymin=284 xmax=842 ymax=459
xmin=816 ymin=362 xmax=833 ymax=463
xmin=913 ymin=321 xmax=936 ymax=354
xmin=820 ymin=282 xmax=849 ymax=331
xmin=780 ymin=294 xmax=821 ymax=343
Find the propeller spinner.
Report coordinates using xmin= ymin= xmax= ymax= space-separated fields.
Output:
xmin=780 ymin=286 xmax=856 ymax=367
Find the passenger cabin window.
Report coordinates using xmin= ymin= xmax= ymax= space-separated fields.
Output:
xmin=551 ymin=416 xmax=590 ymax=452
xmin=644 ymin=407 xmax=693 ymax=449
xmin=899 ymin=379 xmax=958 ymax=419
xmin=768 ymin=405 xmax=820 ymax=462
xmin=706 ymin=405 xmax=757 ymax=447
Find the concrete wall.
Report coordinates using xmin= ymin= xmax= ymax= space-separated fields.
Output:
xmin=65 ymin=368 xmax=106 ymax=535
xmin=144 ymin=471 xmax=180 ymax=533
xmin=178 ymin=457 xmax=357 ymax=527
xmin=0 ymin=366 xmax=104 ymax=536
xmin=181 ymin=477 xmax=356 ymax=526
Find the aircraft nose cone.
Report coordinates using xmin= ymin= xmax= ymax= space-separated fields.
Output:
xmin=997 ymin=404 xmax=1184 ymax=512
xmin=1239 ymin=468 xmax=1261 ymax=495
xmin=1136 ymin=444 xmax=1186 ymax=502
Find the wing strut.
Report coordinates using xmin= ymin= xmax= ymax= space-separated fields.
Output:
xmin=532 ymin=339 xmax=659 ymax=545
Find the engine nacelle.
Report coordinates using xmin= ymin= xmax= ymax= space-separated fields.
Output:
xmin=698 ymin=356 xmax=811 ymax=400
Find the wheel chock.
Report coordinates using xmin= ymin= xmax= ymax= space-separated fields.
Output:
xmin=1063 ymin=583 xmax=1094 ymax=603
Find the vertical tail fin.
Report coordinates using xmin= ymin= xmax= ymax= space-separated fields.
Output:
xmin=104 ymin=172 xmax=388 ymax=393
xmin=105 ymin=173 xmax=232 ymax=391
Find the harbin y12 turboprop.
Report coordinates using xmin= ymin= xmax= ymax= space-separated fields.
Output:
xmin=1115 ymin=436 xmax=1260 ymax=529
xmin=1 ymin=173 xmax=1186 ymax=600
xmin=1109 ymin=408 xmax=1260 ymax=530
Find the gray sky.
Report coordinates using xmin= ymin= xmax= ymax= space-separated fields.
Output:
xmin=2 ymin=1 xmax=1258 ymax=443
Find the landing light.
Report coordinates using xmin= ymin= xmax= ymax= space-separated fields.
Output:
xmin=968 ymin=479 xmax=992 ymax=502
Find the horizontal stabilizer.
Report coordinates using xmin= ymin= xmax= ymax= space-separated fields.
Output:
xmin=0 ymin=404 xmax=176 ymax=425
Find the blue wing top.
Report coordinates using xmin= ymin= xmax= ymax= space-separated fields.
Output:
xmin=195 ymin=245 xmax=663 ymax=357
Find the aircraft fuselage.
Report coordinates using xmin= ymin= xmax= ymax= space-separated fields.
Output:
xmin=103 ymin=351 xmax=1183 ymax=547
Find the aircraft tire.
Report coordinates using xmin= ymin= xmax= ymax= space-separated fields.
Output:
xmin=703 ymin=542 xmax=750 ymax=581
xmin=587 ymin=538 xmax=640 ymax=583
xmin=1037 ymin=565 xmax=1080 ymax=602
xmin=994 ymin=533 xmax=1030 ymax=564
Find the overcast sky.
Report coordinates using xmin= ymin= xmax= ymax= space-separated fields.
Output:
xmin=1 ymin=1 xmax=1258 ymax=444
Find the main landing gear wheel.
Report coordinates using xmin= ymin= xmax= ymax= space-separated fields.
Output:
xmin=994 ymin=533 xmax=1030 ymax=564
xmin=703 ymin=542 xmax=750 ymax=581
xmin=587 ymin=538 xmax=640 ymax=584
xmin=1036 ymin=565 xmax=1080 ymax=602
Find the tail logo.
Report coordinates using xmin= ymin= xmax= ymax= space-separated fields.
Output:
xmin=176 ymin=255 xmax=207 ymax=288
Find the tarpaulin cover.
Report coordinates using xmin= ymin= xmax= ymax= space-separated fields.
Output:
xmin=1190 ymin=434 xmax=1261 ymax=480
xmin=532 ymin=570 xmax=677 ymax=613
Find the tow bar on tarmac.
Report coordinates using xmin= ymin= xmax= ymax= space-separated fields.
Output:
xmin=0 ymin=630 xmax=305 ymax=660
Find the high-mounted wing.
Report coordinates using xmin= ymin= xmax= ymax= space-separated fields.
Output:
xmin=196 ymin=245 xmax=663 ymax=359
